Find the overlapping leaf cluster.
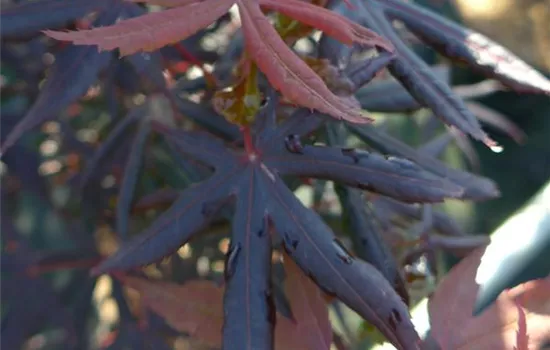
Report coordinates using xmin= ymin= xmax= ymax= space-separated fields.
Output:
xmin=2 ymin=0 xmax=550 ymax=349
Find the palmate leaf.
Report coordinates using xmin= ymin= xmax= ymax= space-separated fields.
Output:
xmin=7 ymin=2 xmax=550 ymax=348
xmin=89 ymin=93 xmax=480 ymax=348
xmin=44 ymin=0 xmax=393 ymax=125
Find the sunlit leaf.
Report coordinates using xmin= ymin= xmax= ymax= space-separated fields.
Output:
xmin=429 ymin=246 xmax=550 ymax=349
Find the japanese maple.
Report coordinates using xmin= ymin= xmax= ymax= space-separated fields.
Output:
xmin=2 ymin=0 xmax=550 ymax=349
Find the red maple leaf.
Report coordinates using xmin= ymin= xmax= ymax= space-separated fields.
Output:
xmin=44 ymin=0 xmax=394 ymax=124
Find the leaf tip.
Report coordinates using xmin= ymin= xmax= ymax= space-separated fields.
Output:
xmin=42 ymin=29 xmax=70 ymax=41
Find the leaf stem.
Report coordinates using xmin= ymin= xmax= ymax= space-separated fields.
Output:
xmin=174 ymin=43 xmax=217 ymax=87
xmin=240 ymin=124 xmax=256 ymax=156
xmin=25 ymin=257 xmax=103 ymax=277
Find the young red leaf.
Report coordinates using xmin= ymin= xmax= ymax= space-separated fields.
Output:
xmin=44 ymin=0 xmax=374 ymax=124
xmin=44 ymin=0 xmax=235 ymax=56
xmin=428 ymin=246 xmax=550 ymax=349
xmin=259 ymin=0 xmax=393 ymax=52
xmin=282 ymin=252 xmax=332 ymax=350
xmin=238 ymin=0 xmax=371 ymax=124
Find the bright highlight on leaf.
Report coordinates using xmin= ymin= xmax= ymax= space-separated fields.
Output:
xmin=428 ymin=246 xmax=550 ymax=350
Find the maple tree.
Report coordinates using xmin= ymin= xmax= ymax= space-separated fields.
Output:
xmin=2 ymin=0 xmax=550 ymax=349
